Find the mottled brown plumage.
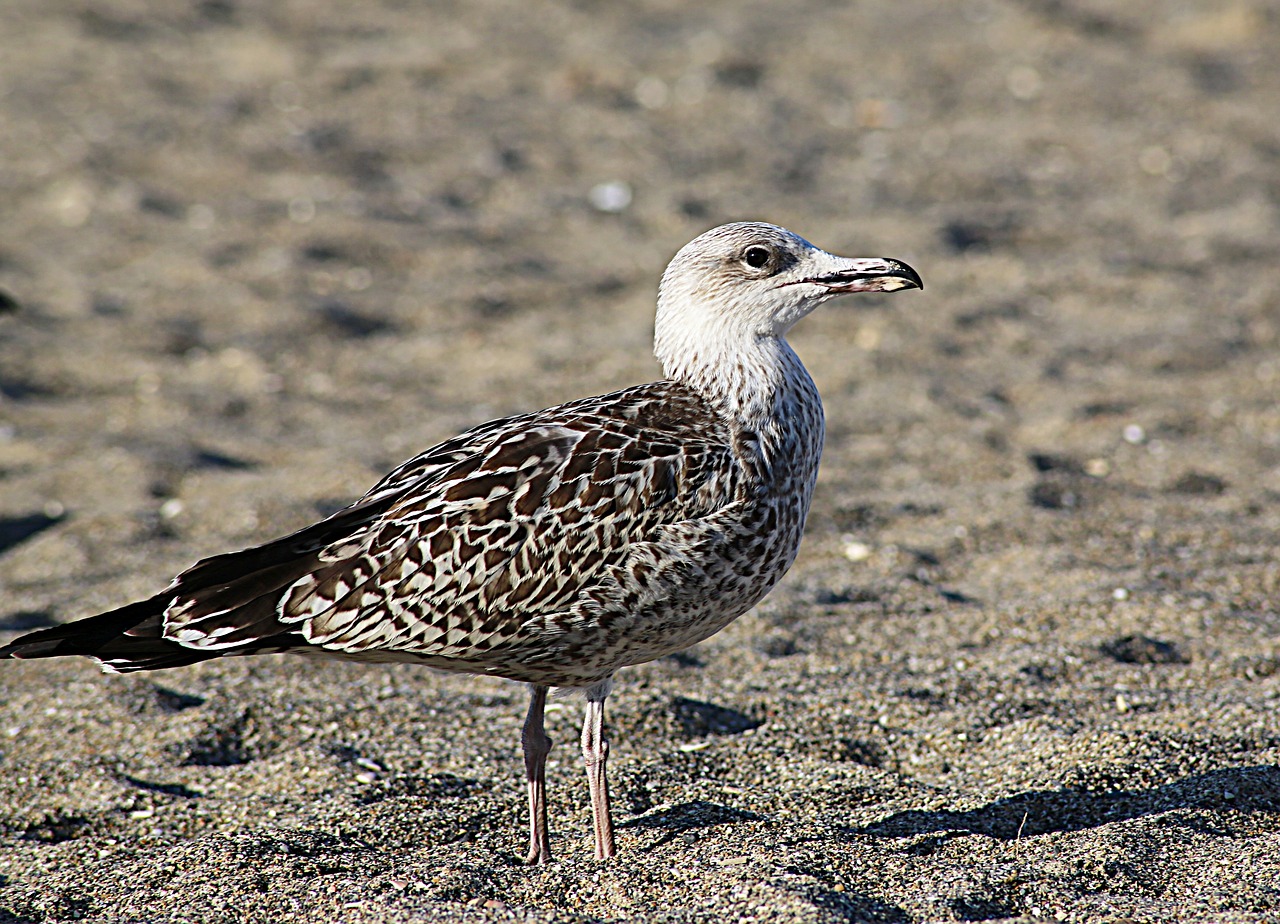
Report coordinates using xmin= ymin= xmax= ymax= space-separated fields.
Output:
xmin=1 ymin=222 xmax=921 ymax=862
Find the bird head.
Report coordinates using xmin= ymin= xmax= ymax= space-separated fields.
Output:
xmin=654 ymin=222 xmax=921 ymax=376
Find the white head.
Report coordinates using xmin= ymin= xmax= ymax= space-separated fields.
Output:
xmin=654 ymin=222 xmax=921 ymax=381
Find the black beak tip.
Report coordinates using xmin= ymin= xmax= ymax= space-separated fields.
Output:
xmin=890 ymin=259 xmax=924 ymax=291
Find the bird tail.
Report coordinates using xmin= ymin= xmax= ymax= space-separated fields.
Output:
xmin=0 ymin=595 xmax=219 ymax=672
xmin=1 ymin=492 xmax=398 ymax=674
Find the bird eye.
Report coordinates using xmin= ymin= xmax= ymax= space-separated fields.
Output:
xmin=742 ymin=246 xmax=772 ymax=269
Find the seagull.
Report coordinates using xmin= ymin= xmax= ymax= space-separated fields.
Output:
xmin=0 ymin=222 xmax=921 ymax=863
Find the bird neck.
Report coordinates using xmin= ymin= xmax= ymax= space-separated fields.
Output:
xmin=660 ymin=332 xmax=826 ymax=475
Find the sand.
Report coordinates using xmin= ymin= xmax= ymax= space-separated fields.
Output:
xmin=1 ymin=0 xmax=1278 ymax=921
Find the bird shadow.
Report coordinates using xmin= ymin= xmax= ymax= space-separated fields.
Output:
xmin=668 ymin=696 xmax=763 ymax=737
xmin=622 ymin=799 xmax=765 ymax=853
xmin=844 ymin=764 xmax=1280 ymax=848
xmin=622 ymin=799 xmax=765 ymax=831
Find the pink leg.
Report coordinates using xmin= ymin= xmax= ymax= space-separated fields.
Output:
xmin=581 ymin=681 xmax=616 ymax=860
xmin=521 ymin=684 xmax=553 ymax=865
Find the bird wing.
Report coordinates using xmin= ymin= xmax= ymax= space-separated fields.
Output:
xmin=157 ymin=382 xmax=741 ymax=661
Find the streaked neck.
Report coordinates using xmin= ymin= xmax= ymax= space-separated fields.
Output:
xmin=658 ymin=332 xmax=825 ymax=477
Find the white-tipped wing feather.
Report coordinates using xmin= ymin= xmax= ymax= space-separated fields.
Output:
xmin=158 ymin=382 xmax=744 ymax=682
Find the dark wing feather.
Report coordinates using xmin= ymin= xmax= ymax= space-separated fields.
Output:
xmin=256 ymin=385 xmax=740 ymax=660
xmin=0 ymin=383 xmax=739 ymax=673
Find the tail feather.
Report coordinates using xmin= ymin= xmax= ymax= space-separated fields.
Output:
xmin=0 ymin=596 xmax=218 ymax=672
xmin=0 ymin=490 xmax=400 ymax=673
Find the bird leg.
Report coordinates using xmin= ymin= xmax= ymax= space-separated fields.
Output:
xmin=521 ymin=684 xmax=553 ymax=865
xmin=581 ymin=680 xmax=616 ymax=860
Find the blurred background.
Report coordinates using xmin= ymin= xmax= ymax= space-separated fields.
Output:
xmin=1 ymin=1 xmax=1278 ymax=920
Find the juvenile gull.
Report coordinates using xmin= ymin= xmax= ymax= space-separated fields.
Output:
xmin=0 ymin=222 xmax=921 ymax=862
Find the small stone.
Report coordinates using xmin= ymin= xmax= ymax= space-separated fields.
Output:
xmin=842 ymin=540 xmax=873 ymax=562
xmin=589 ymin=181 xmax=632 ymax=213
xmin=1007 ymin=66 xmax=1042 ymax=100
xmin=1084 ymin=458 xmax=1110 ymax=477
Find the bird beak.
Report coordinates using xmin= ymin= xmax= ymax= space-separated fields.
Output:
xmin=791 ymin=257 xmax=924 ymax=294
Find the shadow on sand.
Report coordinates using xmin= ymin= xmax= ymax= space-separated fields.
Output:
xmin=851 ymin=764 xmax=1280 ymax=844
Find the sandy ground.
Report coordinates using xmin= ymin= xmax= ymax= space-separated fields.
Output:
xmin=2 ymin=0 xmax=1279 ymax=921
